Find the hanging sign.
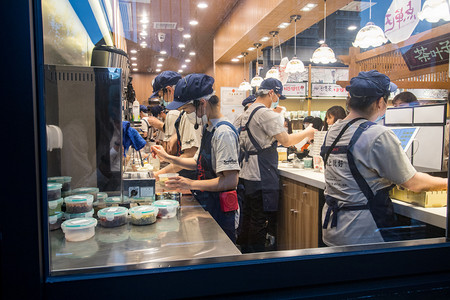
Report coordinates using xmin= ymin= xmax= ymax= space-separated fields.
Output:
xmin=283 ymin=82 xmax=307 ymax=97
xmin=400 ymin=33 xmax=450 ymax=71
xmin=385 ymin=0 xmax=421 ymax=44
xmin=311 ymin=83 xmax=348 ymax=97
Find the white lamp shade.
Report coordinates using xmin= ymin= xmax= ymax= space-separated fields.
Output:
xmin=238 ymin=80 xmax=252 ymax=91
xmin=285 ymin=57 xmax=305 ymax=74
xmin=310 ymin=44 xmax=337 ymax=64
xmin=419 ymin=0 xmax=450 ymax=23
xmin=250 ymin=75 xmax=264 ymax=87
xmin=353 ymin=22 xmax=388 ymax=48
xmin=265 ymin=67 xmax=280 ymax=80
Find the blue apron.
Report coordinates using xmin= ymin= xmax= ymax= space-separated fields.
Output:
xmin=174 ymin=111 xmax=197 ymax=180
xmin=320 ymin=120 xmax=398 ymax=242
xmin=192 ymin=121 xmax=239 ymax=243
xmin=240 ymin=106 xmax=279 ymax=211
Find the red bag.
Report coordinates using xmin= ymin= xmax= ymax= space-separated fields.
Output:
xmin=219 ymin=190 xmax=239 ymax=212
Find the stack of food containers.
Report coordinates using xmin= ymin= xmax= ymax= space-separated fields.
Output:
xmin=48 ymin=183 xmax=63 ymax=230
xmin=48 ymin=176 xmax=72 ymax=197
xmin=63 ymin=194 xmax=94 ymax=219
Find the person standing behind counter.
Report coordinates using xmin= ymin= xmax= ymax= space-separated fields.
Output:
xmin=320 ymin=70 xmax=447 ymax=247
xmin=236 ymin=78 xmax=316 ymax=253
xmin=151 ymin=74 xmax=240 ymax=242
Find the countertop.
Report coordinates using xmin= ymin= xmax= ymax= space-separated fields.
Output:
xmin=278 ymin=163 xmax=447 ymax=229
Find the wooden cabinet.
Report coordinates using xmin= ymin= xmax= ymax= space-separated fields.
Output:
xmin=277 ymin=176 xmax=320 ymax=250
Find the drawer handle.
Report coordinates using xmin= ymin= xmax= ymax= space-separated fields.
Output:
xmin=290 ymin=209 xmax=295 ymax=212
xmin=282 ymin=184 xmax=288 ymax=187
xmin=293 ymin=210 xmax=298 ymax=214
xmin=303 ymin=192 xmax=309 ymax=196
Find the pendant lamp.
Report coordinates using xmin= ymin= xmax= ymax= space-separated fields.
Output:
xmin=419 ymin=0 xmax=450 ymax=23
xmin=286 ymin=15 xmax=305 ymax=74
xmin=265 ymin=32 xmax=281 ymax=80
xmin=353 ymin=0 xmax=387 ymax=48
xmin=239 ymin=52 xmax=252 ymax=91
xmin=251 ymin=43 xmax=264 ymax=87
xmin=311 ymin=0 xmax=337 ymax=64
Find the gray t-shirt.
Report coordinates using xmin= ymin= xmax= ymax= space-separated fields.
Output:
xmin=237 ymin=103 xmax=285 ymax=181
xmin=194 ymin=117 xmax=240 ymax=174
xmin=322 ymin=118 xmax=417 ymax=246
xmin=163 ymin=110 xmax=180 ymax=141
xmin=178 ymin=112 xmax=201 ymax=151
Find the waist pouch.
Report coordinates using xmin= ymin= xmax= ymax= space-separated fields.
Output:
xmin=220 ymin=190 xmax=239 ymax=212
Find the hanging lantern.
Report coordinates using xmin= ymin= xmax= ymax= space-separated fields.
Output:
xmin=310 ymin=0 xmax=337 ymax=64
xmin=353 ymin=0 xmax=387 ymax=48
xmin=265 ymin=66 xmax=281 ymax=80
xmin=419 ymin=0 xmax=450 ymax=23
xmin=238 ymin=52 xmax=253 ymax=91
xmin=251 ymin=43 xmax=264 ymax=87
xmin=286 ymin=15 xmax=305 ymax=74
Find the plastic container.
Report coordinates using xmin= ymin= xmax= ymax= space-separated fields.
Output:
xmin=97 ymin=207 xmax=128 ymax=228
xmin=48 ymin=198 xmax=63 ymax=216
xmin=48 ymin=176 xmax=72 ymax=196
xmin=129 ymin=205 xmax=158 ymax=225
xmin=47 ymin=183 xmax=62 ymax=201
xmin=105 ymin=196 xmax=122 ymax=207
xmin=48 ymin=212 xmax=63 ymax=231
xmin=64 ymin=194 xmax=94 ymax=213
xmin=64 ymin=209 xmax=94 ymax=220
xmin=93 ymin=201 xmax=106 ymax=217
xmin=61 ymin=218 xmax=97 ymax=242
xmin=71 ymin=187 xmax=100 ymax=201
xmin=97 ymin=192 xmax=108 ymax=202
xmin=153 ymin=200 xmax=179 ymax=219
xmin=158 ymin=173 xmax=179 ymax=188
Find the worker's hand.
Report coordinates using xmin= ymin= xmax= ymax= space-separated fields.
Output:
xmin=151 ymin=145 xmax=170 ymax=162
xmin=304 ymin=124 xmax=317 ymax=140
xmin=153 ymin=170 xmax=160 ymax=181
xmin=165 ymin=176 xmax=193 ymax=190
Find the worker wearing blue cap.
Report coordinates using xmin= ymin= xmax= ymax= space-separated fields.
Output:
xmin=320 ymin=70 xmax=446 ymax=247
xmin=236 ymin=78 xmax=316 ymax=253
xmin=233 ymin=94 xmax=256 ymax=132
xmin=151 ymin=73 xmax=241 ymax=242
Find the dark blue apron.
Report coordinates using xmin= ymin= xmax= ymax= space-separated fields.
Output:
xmin=320 ymin=120 xmax=397 ymax=242
xmin=192 ymin=121 xmax=239 ymax=243
xmin=240 ymin=106 xmax=279 ymax=211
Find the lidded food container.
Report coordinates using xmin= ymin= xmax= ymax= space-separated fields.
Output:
xmin=105 ymin=196 xmax=122 ymax=207
xmin=48 ymin=198 xmax=63 ymax=216
xmin=97 ymin=207 xmax=128 ymax=228
xmin=64 ymin=209 xmax=94 ymax=220
xmin=153 ymin=200 xmax=179 ymax=219
xmin=48 ymin=212 xmax=63 ymax=231
xmin=71 ymin=187 xmax=100 ymax=201
xmin=47 ymin=183 xmax=62 ymax=201
xmin=64 ymin=194 xmax=94 ymax=213
xmin=129 ymin=205 xmax=158 ymax=225
xmin=61 ymin=218 xmax=97 ymax=242
xmin=97 ymin=192 xmax=108 ymax=202
xmin=48 ymin=176 xmax=72 ymax=197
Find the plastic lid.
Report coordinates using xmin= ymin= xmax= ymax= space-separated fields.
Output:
xmin=72 ymin=187 xmax=100 ymax=194
xmin=131 ymin=197 xmax=154 ymax=202
xmin=49 ymin=212 xmax=63 ymax=224
xmin=61 ymin=217 xmax=97 ymax=230
xmin=158 ymin=173 xmax=179 ymax=179
xmin=129 ymin=205 xmax=157 ymax=215
xmin=48 ymin=176 xmax=72 ymax=183
xmin=48 ymin=198 xmax=63 ymax=209
xmin=105 ymin=196 xmax=122 ymax=204
xmin=48 ymin=183 xmax=62 ymax=191
xmin=64 ymin=194 xmax=94 ymax=203
xmin=153 ymin=200 xmax=179 ymax=208
xmin=97 ymin=192 xmax=108 ymax=202
xmin=98 ymin=207 xmax=128 ymax=220
xmin=64 ymin=209 xmax=94 ymax=219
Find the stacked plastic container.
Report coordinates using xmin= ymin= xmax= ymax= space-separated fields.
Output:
xmin=48 ymin=182 xmax=63 ymax=231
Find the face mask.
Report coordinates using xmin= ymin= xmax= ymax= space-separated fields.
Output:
xmin=375 ymin=114 xmax=385 ymax=123
xmin=201 ymin=114 xmax=208 ymax=125
xmin=270 ymin=94 xmax=279 ymax=109
xmin=186 ymin=111 xmax=198 ymax=125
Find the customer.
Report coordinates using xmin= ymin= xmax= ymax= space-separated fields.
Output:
xmin=323 ymin=106 xmax=347 ymax=131
xmin=236 ymin=78 xmax=316 ymax=253
xmin=392 ymin=91 xmax=420 ymax=107
xmin=320 ymin=70 xmax=447 ymax=247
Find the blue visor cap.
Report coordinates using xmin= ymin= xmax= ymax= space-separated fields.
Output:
xmin=346 ymin=70 xmax=397 ymax=99
xmin=259 ymin=78 xmax=286 ymax=100
xmin=242 ymin=95 xmax=256 ymax=107
xmin=150 ymin=71 xmax=182 ymax=99
xmin=139 ymin=105 xmax=148 ymax=113
xmin=167 ymin=73 xmax=215 ymax=110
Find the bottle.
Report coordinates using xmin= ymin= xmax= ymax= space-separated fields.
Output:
xmin=132 ymin=99 xmax=140 ymax=122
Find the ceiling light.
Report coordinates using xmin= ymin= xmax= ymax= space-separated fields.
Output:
xmin=231 ymin=58 xmax=239 ymax=62
xmin=286 ymin=15 xmax=305 ymax=75
xmin=140 ymin=31 xmax=147 ymax=36
xmin=141 ymin=18 xmax=149 ymax=24
xmin=237 ymin=55 xmax=244 ymax=58
xmin=178 ymin=69 xmax=183 ymax=73
xmin=247 ymin=47 xmax=256 ymax=51
xmin=182 ymin=64 xmax=187 ymax=68
xmin=156 ymin=68 xmax=161 ymax=72
xmin=142 ymin=24 xmax=147 ymax=29
xmin=311 ymin=0 xmax=336 ymax=64
xmin=183 ymin=34 xmax=191 ymax=39
xmin=301 ymin=7 xmax=311 ymax=11
xmin=160 ymin=50 xmax=167 ymax=55
xmin=132 ymin=63 xmax=137 ymax=66
xmin=185 ymin=59 xmax=191 ymax=62
xmin=278 ymin=22 xmax=290 ymax=29
xmin=158 ymin=58 xmax=164 ymax=62
xmin=251 ymin=43 xmax=263 ymax=87
xmin=140 ymin=42 xmax=147 ymax=48
xmin=265 ymin=67 xmax=280 ymax=80
xmin=133 ymin=68 xmax=138 ymax=71
xmin=131 ymin=57 xmax=137 ymax=61
xmin=178 ymin=43 xmax=186 ymax=48
xmin=189 ymin=51 xmax=196 ymax=56
xmin=260 ymin=36 xmax=270 ymax=42
xmin=130 ymin=49 xmax=137 ymax=54
xmin=157 ymin=63 xmax=163 ymax=67
xmin=419 ymin=0 xmax=450 ymax=23
xmin=307 ymin=3 xmax=317 ymax=8
xmin=318 ymin=40 xmax=325 ymax=44
xmin=189 ymin=20 xmax=199 ymax=25
xmin=348 ymin=25 xmax=357 ymax=31
xmin=197 ymin=2 xmax=208 ymax=9
xmin=353 ymin=0 xmax=387 ymax=48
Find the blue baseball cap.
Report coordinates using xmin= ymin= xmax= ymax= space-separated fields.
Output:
xmin=346 ymin=70 xmax=397 ymax=99
xmin=259 ymin=78 xmax=286 ymax=100
xmin=150 ymin=105 xmax=164 ymax=117
xmin=139 ymin=105 xmax=148 ymax=113
xmin=242 ymin=95 xmax=256 ymax=107
xmin=167 ymin=73 xmax=215 ymax=110
xmin=150 ymin=71 xmax=182 ymax=99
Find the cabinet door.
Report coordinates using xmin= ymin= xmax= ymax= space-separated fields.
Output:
xmin=297 ymin=185 xmax=319 ymax=249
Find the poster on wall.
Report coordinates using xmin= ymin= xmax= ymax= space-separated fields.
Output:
xmin=220 ymin=87 xmax=246 ymax=124
xmin=311 ymin=83 xmax=348 ymax=97
xmin=310 ymin=68 xmax=349 ymax=83
xmin=384 ymin=0 xmax=420 ymax=44
xmin=283 ymin=82 xmax=307 ymax=97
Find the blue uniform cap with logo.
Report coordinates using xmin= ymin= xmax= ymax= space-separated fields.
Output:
xmin=346 ymin=70 xmax=397 ymax=99
xmin=139 ymin=105 xmax=148 ymax=113
xmin=242 ymin=95 xmax=256 ymax=107
xmin=259 ymin=78 xmax=286 ymax=100
xmin=167 ymin=73 xmax=215 ymax=110
xmin=150 ymin=71 xmax=182 ymax=99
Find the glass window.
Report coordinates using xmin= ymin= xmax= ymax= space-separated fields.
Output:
xmin=42 ymin=0 xmax=450 ymax=277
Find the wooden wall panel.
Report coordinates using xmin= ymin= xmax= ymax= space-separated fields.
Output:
xmin=214 ymin=63 xmax=245 ymax=96
xmin=131 ymin=73 xmax=157 ymax=105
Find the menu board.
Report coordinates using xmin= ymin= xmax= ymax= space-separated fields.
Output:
xmin=283 ymin=82 xmax=307 ymax=97
xmin=311 ymin=83 xmax=348 ymax=97
xmin=390 ymin=127 xmax=419 ymax=151
xmin=401 ymin=33 xmax=450 ymax=71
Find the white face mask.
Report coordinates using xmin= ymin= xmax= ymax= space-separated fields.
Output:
xmin=186 ymin=111 xmax=199 ymax=125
